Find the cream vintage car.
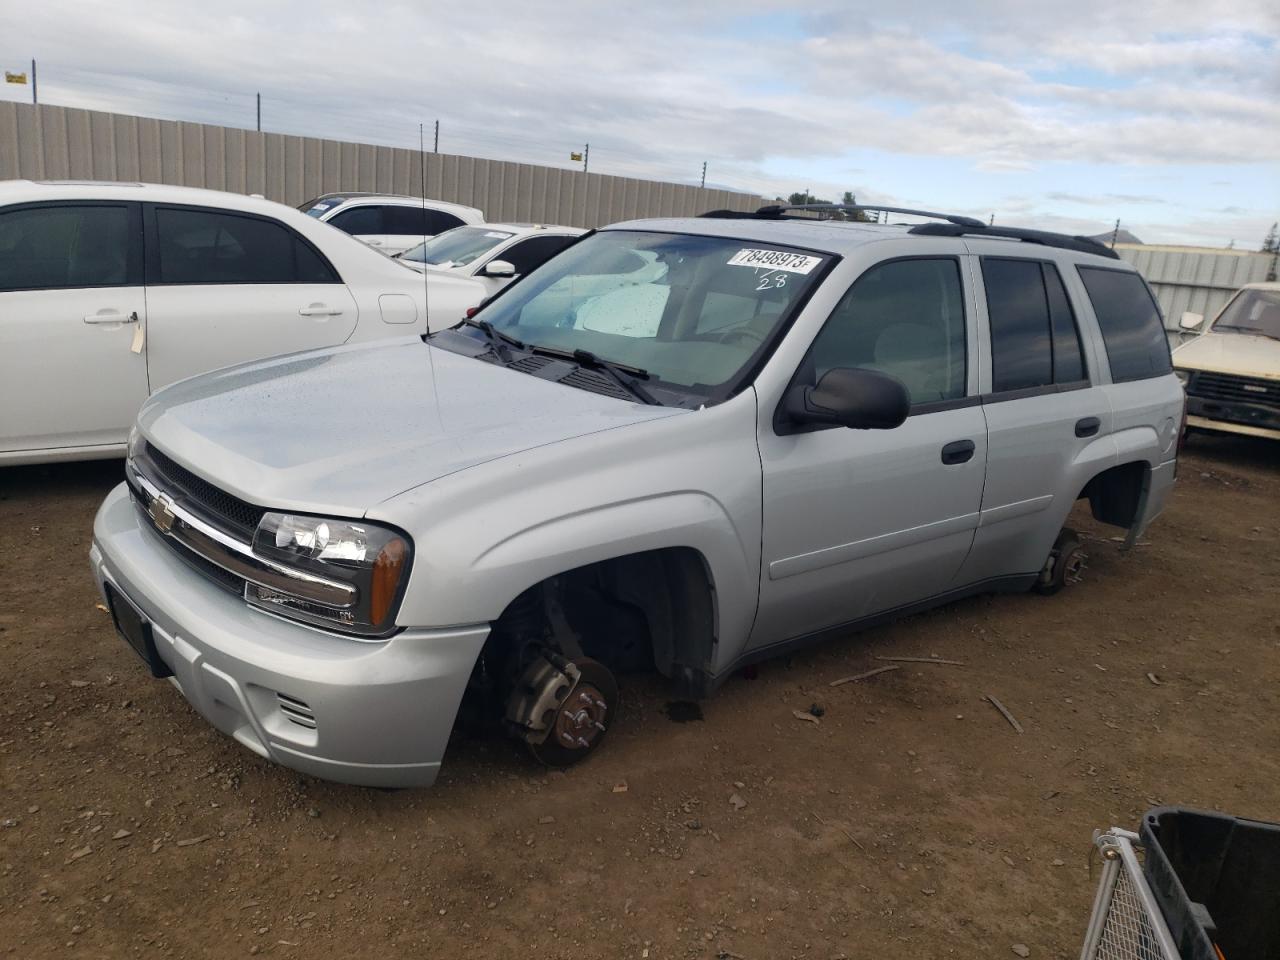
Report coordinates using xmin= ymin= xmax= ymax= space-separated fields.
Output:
xmin=1173 ymin=281 xmax=1280 ymax=442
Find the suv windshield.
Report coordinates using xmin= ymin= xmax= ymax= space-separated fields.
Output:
xmin=473 ymin=230 xmax=830 ymax=397
xmin=1213 ymin=288 xmax=1280 ymax=341
xmin=401 ymin=226 xmax=515 ymax=266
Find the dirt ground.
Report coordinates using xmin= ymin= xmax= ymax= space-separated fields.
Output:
xmin=1 ymin=433 xmax=1277 ymax=960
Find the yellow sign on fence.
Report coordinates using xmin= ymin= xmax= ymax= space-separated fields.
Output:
xmin=569 ymin=152 xmax=583 ymax=162
xmin=5 ymin=71 xmax=28 ymax=84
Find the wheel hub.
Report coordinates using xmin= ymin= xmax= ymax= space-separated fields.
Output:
xmin=553 ymin=682 xmax=608 ymax=750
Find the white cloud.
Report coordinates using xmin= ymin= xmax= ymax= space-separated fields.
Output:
xmin=1 ymin=0 xmax=1276 ymax=244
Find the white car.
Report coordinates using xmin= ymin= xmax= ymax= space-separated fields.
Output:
xmin=396 ymin=223 xmax=584 ymax=295
xmin=298 ymin=193 xmax=484 ymax=257
xmin=1173 ymin=281 xmax=1280 ymax=442
xmin=0 ymin=180 xmax=488 ymax=466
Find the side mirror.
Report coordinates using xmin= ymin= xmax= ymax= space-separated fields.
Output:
xmin=1179 ymin=311 xmax=1204 ymax=330
xmin=482 ymin=259 xmax=516 ymax=278
xmin=783 ymin=367 xmax=910 ymax=431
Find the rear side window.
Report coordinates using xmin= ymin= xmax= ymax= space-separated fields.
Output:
xmin=383 ymin=206 xmax=465 ymax=236
xmin=803 ymin=257 xmax=967 ymax=406
xmin=983 ymin=258 xmax=1088 ymax=392
xmin=155 ymin=208 xmax=338 ymax=285
xmin=1077 ymin=267 xmax=1172 ymax=382
xmin=0 ymin=204 xmax=136 ymax=291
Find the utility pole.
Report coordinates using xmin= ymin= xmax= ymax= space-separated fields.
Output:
xmin=700 ymin=161 xmax=706 ymax=189
xmin=989 ymin=213 xmax=994 ymax=226
xmin=1110 ymin=218 xmax=1120 ymax=249
xmin=31 ymin=58 xmax=37 ymax=105
xmin=582 ymin=143 xmax=589 ymax=174
xmin=433 ymin=119 xmax=439 ymax=153
xmin=256 ymin=92 xmax=260 ymax=132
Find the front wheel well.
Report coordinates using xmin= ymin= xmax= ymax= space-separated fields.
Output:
xmin=1078 ymin=460 xmax=1150 ymax=528
xmin=479 ymin=547 xmax=717 ymax=694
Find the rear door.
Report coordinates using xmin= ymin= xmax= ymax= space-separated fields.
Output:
xmin=958 ymin=255 xmax=1107 ymax=583
xmin=0 ymin=201 xmax=148 ymax=455
xmin=143 ymin=204 xmax=357 ymax=389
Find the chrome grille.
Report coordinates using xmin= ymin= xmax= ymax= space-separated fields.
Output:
xmin=142 ymin=442 xmax=266 ymax=539
xmin=1188 ymin=371 xmax=1279 ymax=410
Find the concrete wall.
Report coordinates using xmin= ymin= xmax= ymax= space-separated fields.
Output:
xmin=0 ymin=102 xmax=767 ymax=226
xmin=1115 ymin=243 xmax=1275 ymax=328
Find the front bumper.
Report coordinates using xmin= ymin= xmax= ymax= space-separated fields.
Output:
xmin=90 ymin=483 xmax=489 ymax=788
xmin=1185 ymin=396 xmax=1280 ymax=441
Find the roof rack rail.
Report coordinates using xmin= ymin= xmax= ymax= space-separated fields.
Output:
xmin=907 ymin=222 xmax=1120 ymax=259
xmin=762 ymin=203 xmax=988 ymax=228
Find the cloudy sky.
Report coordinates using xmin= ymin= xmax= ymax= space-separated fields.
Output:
xmin=3 ymin=0 xmax=1277 ymax=246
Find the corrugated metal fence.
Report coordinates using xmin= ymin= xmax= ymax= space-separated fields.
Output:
xmin=1115 ymin=243 xmax=1274 ymax=327
xmin=0 ymin=102 xmax=767 ymax=226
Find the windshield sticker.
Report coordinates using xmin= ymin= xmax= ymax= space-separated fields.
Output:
xmin=311 ymin=202 xmax=334 ymax=212
xmin=727 ymin=248 xmax=823 ymax=274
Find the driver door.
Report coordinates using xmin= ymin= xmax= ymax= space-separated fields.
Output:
xmin=751 ymin=256 xmax=987 ymax=648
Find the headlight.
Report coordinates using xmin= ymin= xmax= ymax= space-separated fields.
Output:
xmin=248 ymin=512 xmax=411 ymax=638
xmin=1174 ymin=369 xmax=1191 ymax=387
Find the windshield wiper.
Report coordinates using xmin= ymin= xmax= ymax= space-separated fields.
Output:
xmin=456 ymin=318 xmax=525 ymax=361
xmin=529 ymin=345 xmax=661 ymax=405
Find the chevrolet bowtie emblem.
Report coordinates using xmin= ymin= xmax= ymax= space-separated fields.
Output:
xmin=149 ymin=493 xmax=177 ymax=533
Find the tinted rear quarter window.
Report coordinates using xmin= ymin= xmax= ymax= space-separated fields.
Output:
xmin=328 ymin=206 xmax=384 ymax=235
xmin=1077 ymin=267 xmax=1172 ymax=382
xmin=383 ymin=206 xmax=466 ymax=236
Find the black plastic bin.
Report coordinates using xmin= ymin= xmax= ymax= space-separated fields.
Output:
xmin=1141 ymin=806 xmax=1280 ymax=960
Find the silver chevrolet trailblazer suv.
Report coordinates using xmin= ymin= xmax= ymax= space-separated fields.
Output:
xmin=90 ymin=204 xmax=1184 ymax=787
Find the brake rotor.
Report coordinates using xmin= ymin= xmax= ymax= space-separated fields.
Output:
xmin=527 ymin=657 xmax=618 ymax=768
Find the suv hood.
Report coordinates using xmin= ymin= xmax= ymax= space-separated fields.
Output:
xmin=1174 ymin=331 xmax=1280 ymax=380
xmin=138 ymin=337 xmax=683 ymax=515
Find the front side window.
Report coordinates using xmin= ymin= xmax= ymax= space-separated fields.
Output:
xmin=496 ymin=235 xmax=578 ymax=275
xmin=983 ymin=258 xmax=1088 ymax=392
xmin=0 ymin=204 xmax=134 ymax=291
xmin=401 ymin=227 xmax=514 ymax=266
xmin=1077 ymin=266 xmax=1173 ymax=382
xmin=798 ymin=258 xmax=967 ymax=406
xmin=155 ymin=208 xmax=336 ymax=285
xmin=1212 ymin=288 xmax=1280 ymax=342
xmin=328 ymin=205 xmax=383 ymax=235
xmin=478 ymin=230 xmax=830 ymax=395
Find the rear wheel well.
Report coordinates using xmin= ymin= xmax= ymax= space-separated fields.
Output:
xmin=1078 ymin=460 xmax=1149 ymax=528
xmin=477 ymin=547 xmax=717 ymax=697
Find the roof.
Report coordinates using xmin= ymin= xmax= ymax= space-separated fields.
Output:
xmin=0 ymin=179 xmax=292 ymax=216
xmin=481 ymin=222 xmax=585 ymax=236
xmin=607 ymin=214 xmax=1124 ymax=262
xmin=309 ymin=192 xmax=483 ymax=218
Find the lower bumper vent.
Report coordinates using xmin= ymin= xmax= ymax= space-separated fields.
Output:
xmin=276 ymin=693 xmax=317 ymax=730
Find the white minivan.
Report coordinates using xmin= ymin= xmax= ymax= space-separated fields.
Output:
xmin=0 ymin=180 xmax=487 ymax=466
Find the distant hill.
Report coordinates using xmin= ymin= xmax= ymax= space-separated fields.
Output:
xmin=1087 ymin=228 xmax=1143 ymax=245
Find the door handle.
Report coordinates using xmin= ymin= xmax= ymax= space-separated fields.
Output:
xmin=1075 ymin=416 xmax=1101 ymax=438
xmin=84 ymin=310 xmax=138 ymax=324
xmin=298 ymin=304 xmax=344 ymax=317
xmin=941 ymin=439 xmax=976 ymax=465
